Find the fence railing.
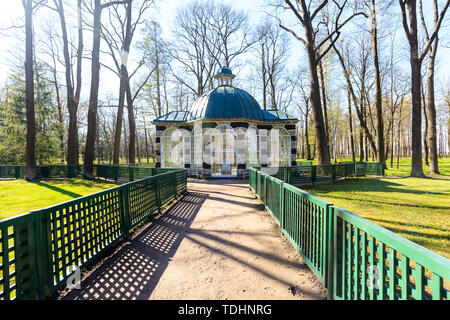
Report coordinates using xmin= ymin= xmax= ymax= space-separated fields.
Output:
xmin=0 ymin=164 xmax=183 ymax=184
xmin=249 ymin=167 xmax=450 ymax=300
xmin=0 ymin=168 xmax=187 ymax=300
xmin=254 ymin=162 xmax=384 ymax=186
xmin=0 ymin=165 xmax=83 ymax=179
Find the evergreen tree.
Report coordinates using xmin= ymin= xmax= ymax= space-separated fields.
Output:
xmin=0 ymin=64 xmax=63 ymax=164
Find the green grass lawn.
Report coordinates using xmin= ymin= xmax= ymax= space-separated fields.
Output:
xmin=297 ymin=157 xmax=450 ymax=177
xmin=302 ymin=177 xmax=450 ymax=258
xmin=0 ymin=179 xmax=117 ymax=220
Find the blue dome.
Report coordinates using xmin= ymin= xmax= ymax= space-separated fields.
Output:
xmin=215 ymin=67 xmax=234 ymax=79
xmin=189 ymin=86 xmax=266 ymax=121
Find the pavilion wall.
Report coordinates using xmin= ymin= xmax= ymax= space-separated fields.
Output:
xmin=154 ymin=121 xmax=298 ymax=177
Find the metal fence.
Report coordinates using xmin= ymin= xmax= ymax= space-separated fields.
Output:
xmin=0 ymin=165 xmax=83 ymax=179
xmin=249 ymin=167 xmax=450 ymax=300
xmin=0 ymin=168 xmax=187 ymax=300
xmin=253 ymin=162 xmax=384 ymax=187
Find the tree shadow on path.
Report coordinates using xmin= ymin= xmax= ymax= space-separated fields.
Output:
xmin=60 ymin=191 xmax=207 ymax=300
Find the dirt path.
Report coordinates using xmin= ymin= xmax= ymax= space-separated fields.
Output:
xmin=60 ymin=181 xmax=326 ymax=300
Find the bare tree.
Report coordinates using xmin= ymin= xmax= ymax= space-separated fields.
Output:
xmin=419 ymin=0 xmax=447 ymax=174
xmin=332 ymin=36 xmax=378 ymax=161
xmin=254 ymin=20 xmax=290 ymax=111
xmin=276 ymin=0 xmax=366 ymax=165
xmin=100 ymin=0 xmax=153 ymax=164
xmin=22 ymin=0 xmax=47 ymax=180
xmin=296 ymin=71 xmax=312 ymax=160
xmin=206 ymin=2 xmax=256 ymax=68
xmin=83 ymin=0 xmax=131 ymax=178
xmin=47 ymin=0 xmax=84 ymax=165
xmin=398 ymin=0 xmax=449 ymax=177
xmin=365 ymin=0 xmax=390 ymax=165
xmin=170 ymin=1 xmax=219 ymax=97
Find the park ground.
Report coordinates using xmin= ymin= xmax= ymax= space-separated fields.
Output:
xmin=296 ymin=157 xmax=450 ymax=177
xmin=303 ymin=177 xmax=450 ymax=258
xmin=0 ymin=178 xmax=116 ymax=220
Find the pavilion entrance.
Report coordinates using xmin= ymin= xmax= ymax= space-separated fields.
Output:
xmin=210 ymin=125 xmax=237 ymax=177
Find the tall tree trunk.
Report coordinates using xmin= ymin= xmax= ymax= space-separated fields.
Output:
xmin=54 ymin=71 xmax=64 ymax=162
xmin=319 ymin=60 xmax=329 ymax=142
xmin=125 ymin=71 xmax=136 ymax=164
xmin=84 ymin=0 xmax=130 ymax=176
xmin=56 ymin=0 xmax=82 ymax=165
xmin=370 ymin=0 xmax=385 ymax=165
xmin=305 ymin=111 xmax=311 ymax=160
xmin=112 ymin=1 xmax=133 ymax=164
xmin=390 ymin=109 xmax=395 ymax=168
xmin=448 ymin=101 xmax=450 ymax=156
xmin=408 ymin=12 xmax=424 ymax=177
xmin=305 ymin=34 xmax=330 ymax=164
xmin=422 ymin=88 xmax=429 ymax=166
xmin=143 ymin=116 xmax=150 ymax=163
xmin=347 ymin=84 xmax=356 ymax=162
xmin=426 ymin=36 xmax=439 ymax=173
xmin=397 ymin=96 xmax=404 ymax=169
xmin=261 ymin=43 xmax=267 ymax=110
xmin=113 ymin=68 xmax=128 ymax=164
xmin=83 ymin=0 xmax=102 ymax=178
xmin=23 ymin=0 xmax=36 ymax=180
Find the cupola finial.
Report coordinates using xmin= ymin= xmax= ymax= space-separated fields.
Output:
xmin=214 ymin=66 xmax=235 ymax=87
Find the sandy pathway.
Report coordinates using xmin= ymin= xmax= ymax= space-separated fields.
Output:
xmin=149 ymin=180 xmax=326 ymax=300
xmin=60 ymin=180 xmax=326 ymax=300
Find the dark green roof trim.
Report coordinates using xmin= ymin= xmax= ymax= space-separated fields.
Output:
xmin=262 ymin=110 xmax=298 ymax=121
xmin=153 ymin=111 xmax=192 ymax=123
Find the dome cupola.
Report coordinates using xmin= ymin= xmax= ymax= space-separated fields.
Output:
xmin=215 ymin=66 xmax=235 ymax=87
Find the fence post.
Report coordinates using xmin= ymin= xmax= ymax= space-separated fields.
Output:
xmin=264 ymin=174 xmax=267 ymax=205
xmin=280 ymin=182 xmax=285 ymax=231
xmin=287 ymin=167 xmax=291 ymax=184
xmin=332 ymin=165 xmax=336 ymax=181
xmin=15 ymin=166 xmax=21 ymax=179
xmin=172 ymin=171 xmax=177 ymax=197
xmin=129 ymin=167 xmax=135 ymax=182
xmin=113 ymin=166 xmax=119 ymax=183
xmin=120 ymin=186 xmax=131 ymax=237
xmin=311 ymin=166 xmax=316 ymax=185
xmin=326 ymin=205 xmax=334 ymax=300
xmin=156 ymin=175 xmax=162 ymax=213
xmin=30 ymin=210 xmax=51 ymax=299
xmin=43 ymin=166 xmax=49 ymax=179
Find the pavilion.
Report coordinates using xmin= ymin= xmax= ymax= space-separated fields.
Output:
xmin=152 ymin=67 xmax=298 ymax=178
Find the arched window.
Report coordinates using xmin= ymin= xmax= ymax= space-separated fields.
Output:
xmin=259 ymin=129 xmax=269 ymax=166
xmin=210 ymin=124 xmax=237 ymax=177
xmin=269 ymin=127 xmax=291 ymax=167
xmin=191 ymin=125 xmax=203 ymax=168
xmin=245 ymin=125 xmax=259 ymax=167
xmin=180 ymin=129 xmax=191 ymax=167
xmin=161 ymin=128 xmax=184 ymax=168
xmin=235 ymin=127 xmax=247 ymax=165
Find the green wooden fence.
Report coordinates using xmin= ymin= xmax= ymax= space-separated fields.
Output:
xmin=0 ymin=164 xmax=182 ymax=184
xmin=0 ymin=165 xmax=83 ymax=179
xmin=0 ymin=168 xmax=187 ymax=300
xmin=249 ymin=167 xmax=450 ymax=300
xmin=255 ymin=162 xmax=384 ymax=186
